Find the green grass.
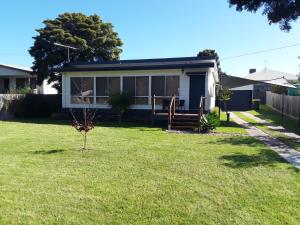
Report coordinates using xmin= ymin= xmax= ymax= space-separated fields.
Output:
xmin=239 ymin=106 xmax=300 ymax=152
xmin=216 ymin=111 xmax=247 ymax=134
xmin=248 ymin=105 xmax=300 ymax=134
xmin=1 ymin=119 xmax=300 ymax=224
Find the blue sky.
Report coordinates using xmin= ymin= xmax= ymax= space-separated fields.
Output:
xmin=0 ymin=0 xmax=299 ymax=77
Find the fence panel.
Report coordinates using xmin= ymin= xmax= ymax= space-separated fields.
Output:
xmin=266 ymin=91 xmax=300 ymax=120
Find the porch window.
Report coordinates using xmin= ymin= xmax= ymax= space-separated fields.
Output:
xmin=16 ymin=78 xmax=29 ymax=90
xmin=151 ymin=76 xmax=179 ymax=104
xmin=96 ymin=77 xmax=120 ymax=104
xmin=70 ymin=77 xmax=94 ymax=104
xmin=123 ymin=76 xmax=149 ymax=105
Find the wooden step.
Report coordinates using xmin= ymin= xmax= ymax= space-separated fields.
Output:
xmin=171 ymin=125 xmax=199 ymax=130
xmin=172 ymin=121 xmax=199 ymax=125
xmin=173 ymin=118 xmax=199 ymax=122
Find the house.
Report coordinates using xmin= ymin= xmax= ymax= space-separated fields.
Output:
xmin=60 ymin=56 xmax=219 ymax=114
xmin=0 ymin=64 xmax=57 ymax=94
xmin=231 ymin=68 xmax=297 ymax=103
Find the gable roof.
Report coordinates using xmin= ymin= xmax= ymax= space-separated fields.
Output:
xmin=0 ymin=63 xmax=32 ymax=73
xmin=60 ymin=56 xmax=217 ymax=72
xmin=245 ymin=68 xmax=297 ymax=81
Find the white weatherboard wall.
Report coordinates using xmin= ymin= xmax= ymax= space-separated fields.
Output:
xmin=62 ymin=68 xmax=215 ymax=111
xmin=206 ymin=69 xmax=216 ymax=110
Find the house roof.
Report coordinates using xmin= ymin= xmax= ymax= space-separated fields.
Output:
xmin=0 ymin=63 xmax=32 ymax=73
xmin=245 ymin=68 xmax=298 ymax=81
xmin=59 ymin=56 xmax=217 ymax=72
xmin=222 ymin=74 xmax=296 ymax=89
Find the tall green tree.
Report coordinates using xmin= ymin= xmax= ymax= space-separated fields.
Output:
xmin=198 ymin=49 xmax=226 ymax=77
xmin=29 ymin=13 xmax=123 ymax=90
xmin=228 ymin=0 xmax=300 ymax=31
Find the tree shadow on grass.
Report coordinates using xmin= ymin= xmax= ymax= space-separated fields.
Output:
xmin=220 ymin=150 xmax=287 ymax=168
xmin=33 ymin=149 xmax=65 ymax=154
xmin=209 ymin=136 xmax=264 ymax=148
xmin=215 ymin=136 xmax=298 ymax=171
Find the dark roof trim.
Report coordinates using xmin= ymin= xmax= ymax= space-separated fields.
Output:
xmin=0 ymin=64 xmax=32 ymax=73
xmin=186 ymin=72 xmax=207 ymax=76
xmin=60 ymin=63 xmax=215 ymax=72
xmin=70 ymin=56 xmax=215 ymax=66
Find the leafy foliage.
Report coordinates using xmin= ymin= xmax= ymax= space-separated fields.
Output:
xmin=70 ymin=108 xmax=96 ymax=150
xmin=218 ymin=89 xmax=233 ymax=114
xmin=228 ymin=0 xmax=300 ymax=31
xmin=199 ymin=115 xmax=216 ymax=133
xmin=6 ymin=94 xmax=61 ymax=118
xmin=271 ymin=85 xmax=288 ymax=94
xmin=29 ymin=13 xmax=123 ymax=90
xmin=108 ymin=92 xmax=133 ymax=118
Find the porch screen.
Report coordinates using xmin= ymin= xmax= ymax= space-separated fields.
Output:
xmin=123 ymin=76 xmax=149 ymax=105
xmin=70 ymin=77 xmax=94 ymax=104
xmin=151 ymin=76 xmax=179 ymax=104
xmin=96 ymin=77 xmax=120 ymax=104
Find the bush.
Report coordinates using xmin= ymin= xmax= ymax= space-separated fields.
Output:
xmin=108 ymin=92 xmax=132 ymax=119
xmin=199 ymin=110 xmax=220 ymax=133
xmin=8 ymin=94 xmax=62 ymax=118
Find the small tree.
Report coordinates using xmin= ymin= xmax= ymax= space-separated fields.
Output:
xmin=70 ymin=108 xmax=96 ymax=150
xmin=218 ymin=89 xmax=233 ymax=124
xmin=108 ymin=92 xmax=132 ymax=121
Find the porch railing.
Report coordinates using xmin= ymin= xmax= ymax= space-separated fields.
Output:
xmin=167 ymin=95 xmax=176 ymax=130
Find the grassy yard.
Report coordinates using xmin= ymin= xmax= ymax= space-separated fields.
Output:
xmin=0 ymin=119 xmax=300 ymax=224
xmin=248 ymin=105 xmax=300 ymax=134
xmin=239 ymin=105 xmax=300 ymax=152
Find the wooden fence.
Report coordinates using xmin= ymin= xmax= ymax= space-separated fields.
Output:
xmin=266 ymin=91 xmax=300 ymax=120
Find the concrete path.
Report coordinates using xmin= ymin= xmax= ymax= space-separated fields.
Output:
xmin=241 ymin=111 xmax=300 ymax=140
xmin=231 ymin=112 xmax=300 ymax=170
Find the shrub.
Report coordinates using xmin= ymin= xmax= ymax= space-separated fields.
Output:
xmin=199 ymin=110 xmax=220 ymax=133
xmin=108 ymin=92 xmax=132 ymax=120
xmin=8 ymin=94 xmax=62 ymax=118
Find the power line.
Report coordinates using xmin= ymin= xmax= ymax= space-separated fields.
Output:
xmin=220 ymin=43 xmax=300 ymax=61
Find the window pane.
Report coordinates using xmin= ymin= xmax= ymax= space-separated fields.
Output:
xmin=135 ymin=97 xmax=148 ymax=105
xmin=71 ymin=78 xmax=82 ymax=95
xmin=151 ymin=76 xmax=165 ymax=96
xmin=109 ymin=77 xmax=120 ymax=95
xmin=81 ymin=78 xmax=93 ymax=96
xmin=166 ymin=76 xmax=179 ymax=96
xmin=136 ymin=76 xmax=148 ymax=96
xmin=16 ymin=78 xmax=28 ymax=89
xmin=71 ymin=96 xmax=93 ymax=104
xmin=96 ymin=97 xmax=108 ymax=104
xmin=96 ymin=77 xmax=108 ymax=96
xmin=71 ymin=77 xmax=93 ymax=96
xmin=123 ymin=77 xmax=135 ymax=96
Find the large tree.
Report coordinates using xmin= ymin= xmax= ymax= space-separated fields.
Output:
xmin=29 ymin=13 xmax=123 ymax=90
xmin=228 ymin=0 xmax=300 ymax=31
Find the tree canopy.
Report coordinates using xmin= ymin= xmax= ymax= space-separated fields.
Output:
xmin=29 ymin=13 xmax=123 ymax=90
xmin=228 ymin=0 xmax=300 ymax=31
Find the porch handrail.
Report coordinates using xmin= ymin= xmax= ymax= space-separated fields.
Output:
xmin=151 ymin=94 xmax=156 ymax=116
xmin=198 ymin=96 xmax=205 ymax=121
xmin=168 ymin=94 xmax=176 ymax=130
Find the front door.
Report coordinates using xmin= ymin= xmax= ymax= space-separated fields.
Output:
xmin=189 ymin=75 xmax=205 ymax=110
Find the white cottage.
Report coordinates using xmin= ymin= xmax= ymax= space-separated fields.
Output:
xmin=60 ymin=56 xmax=219 ymax=113
xmin=0 ymin=64 xmax=57 ymax=94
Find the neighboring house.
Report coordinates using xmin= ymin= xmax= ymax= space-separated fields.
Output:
xmin=60 ymin=56 xmax=219 ymax=112
xmin=0 ymin=64 xmax=57 ymax=94
xmin=232 ymin=68 xmax=297 ymax=103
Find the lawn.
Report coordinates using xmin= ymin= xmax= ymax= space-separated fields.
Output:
xmin=240 ymin=105 xmax=300 ymax=152
xmin=248 ymin=105 xmax=300 ymax=134
xmin=0 ymin=119 xmax=300 ymax=224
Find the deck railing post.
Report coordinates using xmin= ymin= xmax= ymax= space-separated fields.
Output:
xmin=151 ymin=94 xmax=156 ymax=125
